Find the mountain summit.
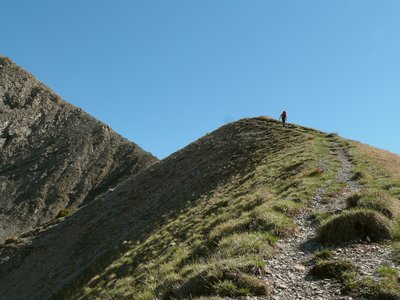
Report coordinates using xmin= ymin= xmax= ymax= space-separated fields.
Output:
xmin=0 ymin=57 xmax=157 ymax=242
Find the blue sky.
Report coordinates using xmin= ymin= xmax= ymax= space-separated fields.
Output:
xmin=1 ymin=1 xmax=399 ymax=158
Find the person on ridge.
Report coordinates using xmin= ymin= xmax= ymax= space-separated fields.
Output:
xmin=279 ymin=111 xmax=287 ymax=127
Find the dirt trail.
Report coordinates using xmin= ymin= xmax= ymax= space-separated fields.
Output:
xmin=259 ymin=141 xmax=398 ymax=300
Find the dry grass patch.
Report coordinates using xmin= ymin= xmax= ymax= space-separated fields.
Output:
xmin=353 ymin=143 xmax=400 ymax=179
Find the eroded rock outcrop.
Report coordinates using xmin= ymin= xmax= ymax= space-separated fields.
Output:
xmin=0 ymin=57 xmax=157 ymax=242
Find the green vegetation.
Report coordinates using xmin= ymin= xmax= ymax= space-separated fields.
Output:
xmin=347 ymin=141 xmax=400 ymax=250
xmin=314 ymin=249 xmax=333 ymax=261
xmin=376 ymin=265 xmax=398 ymax=277
xmin=346 ymin=190 xmax=399 ymax=219
xmin=57 ymin=121 xmax=344 ymax=299
xmin=316 ymin=139 xmax=400 ymax=244
xmin=311 ymin=140 xmax=400 ymax=299
xmin=310 ymin=259 xmax=358 ymax=281
xmin=163 ymin=261 xmax=272 ymax=298
xmin=342 ymin=266 xmax=400 ymax=300
xmin=52 ymin=121 xmax=400 ymax=299
xmin=317 ymin=209 xmax=393 ymax=242
xmin=309 ymin=210 xmax=331 ymax=225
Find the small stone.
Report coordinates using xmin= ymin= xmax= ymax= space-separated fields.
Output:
xmin=294 ymin=264 xmax=306 ymax=271
xmin=277 ymin=283 xmax=287 ymax=289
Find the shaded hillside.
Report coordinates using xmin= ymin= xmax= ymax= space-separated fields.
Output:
xmin=0 ymin=117 xmax=333 ymax=299
xmin=0 ymin=57 xmax=157 ymax=242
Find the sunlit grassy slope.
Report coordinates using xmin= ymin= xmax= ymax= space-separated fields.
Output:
xmin=53 ymin=118 xmax=345 ymax=299
xmin=49 ymin=118 xmax=399 ymax=300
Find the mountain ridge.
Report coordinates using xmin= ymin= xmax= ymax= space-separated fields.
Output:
xmin=0 ymin=57 xmax=157 ymax=243
xmin=0 ymin=58 xmax=399 ymax=300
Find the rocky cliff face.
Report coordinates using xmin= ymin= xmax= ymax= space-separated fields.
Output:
xmin=0 ymin=57 xmax=157 ymax=242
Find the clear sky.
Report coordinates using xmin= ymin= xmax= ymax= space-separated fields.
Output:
xmin=1 ymin=1 xmax=399 ymax=158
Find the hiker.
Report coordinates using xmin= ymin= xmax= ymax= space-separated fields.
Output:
xmin=279 ymin=111 xmax=287 ymax=127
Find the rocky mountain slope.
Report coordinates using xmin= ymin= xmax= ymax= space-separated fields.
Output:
xmin=0 ymin=57 xmax=157 ymax=243
xmin=0 ymin=58 xmax=399 ymax=300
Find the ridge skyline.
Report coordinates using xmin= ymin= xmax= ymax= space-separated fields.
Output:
xmin=1 ymin=55 xmax=398 ymax=160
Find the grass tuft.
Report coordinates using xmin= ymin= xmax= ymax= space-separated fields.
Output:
xmin=216 ymin=232 xmax=275 ymax=259
xmin=249 ymin=205 xmax=296 ymax=237
xmin=376 ymin=265 xmax=398 ymax=278
xmin=351 ymin=275 xmax=400 ymax=300
xmin=271 ymin=200 xmax=302 ymax=216
xmin=310 ymin=259 xmax=358 ymax=281
xmin=169 ymin=266 xmax=272 ymax=298
xmin=309 ymin=210 xmax=331 ymax=225
xmin=317 ymin=209 xmax=393 ymax=243
xmin=345 ymin=190 xmax=399 ymax=219
xmin=314 ymin=249 xmax=333 ymax=261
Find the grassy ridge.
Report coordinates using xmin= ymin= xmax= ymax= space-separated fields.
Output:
xmin=68 ymin=122 xmax=340 ymax=299
xmin=346 ymin=142 xmax=400 ymax=298
xmin=314 ymin=140 xmax=400 ymax=299
xmin=54 ymin=120 xmax=400 ymax=299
